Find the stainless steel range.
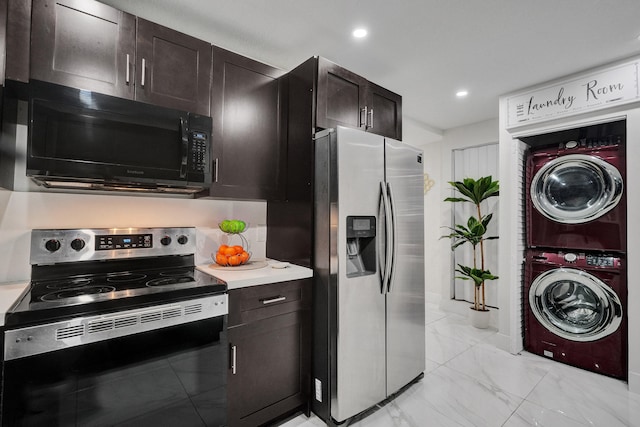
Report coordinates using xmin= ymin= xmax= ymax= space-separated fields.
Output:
xmin=2 ymin=227 xmax=228 ymax=426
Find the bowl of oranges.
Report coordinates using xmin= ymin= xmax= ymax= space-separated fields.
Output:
xmin=214 ymin=244 xmax=251 ymax=267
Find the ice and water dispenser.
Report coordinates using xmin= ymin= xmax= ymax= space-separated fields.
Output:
xmin=346 ymin=216 xmax=377 ymax=277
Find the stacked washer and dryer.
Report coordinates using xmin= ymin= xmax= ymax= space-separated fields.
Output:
xmin=523 ymin=119 xmax=627 ymax=379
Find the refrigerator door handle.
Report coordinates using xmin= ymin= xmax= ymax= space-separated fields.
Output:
xmin=378 ymin=183 xmax=386 ymax=293
xmin=386 ymin=182 xmax=398 ymax=293
xmin=379 ymin=181 xmax=393 ymax=294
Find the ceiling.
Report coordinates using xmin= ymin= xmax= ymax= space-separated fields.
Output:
xmin=101 ymin=0 xmax=640 ymax=134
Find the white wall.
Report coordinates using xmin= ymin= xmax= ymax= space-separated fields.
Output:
xmin=434 ymin=119 xmax=500 ymax=321
xmin=0 ymin=190 xmax=266 ymax=283
xmin=401 ymin=117 xmax=444 ymax=304
xmin=420 ymin=141 xmax=443 ymax=303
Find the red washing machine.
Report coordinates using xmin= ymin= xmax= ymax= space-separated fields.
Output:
xmin=524 ymin=249 xmax=627 ymax=379
xmin=525 ymin=132 xmax=626 ymax=252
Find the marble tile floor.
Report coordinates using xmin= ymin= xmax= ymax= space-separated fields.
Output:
xmin=279 ymin=303 xmax=640 ymax=427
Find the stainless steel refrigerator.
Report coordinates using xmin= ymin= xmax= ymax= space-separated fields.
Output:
xmin=312 ymin=126 xmax=425 ymax=424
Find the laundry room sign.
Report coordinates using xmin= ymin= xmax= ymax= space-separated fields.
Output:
xmin=506 ymin=60 xmax=640 ymax=128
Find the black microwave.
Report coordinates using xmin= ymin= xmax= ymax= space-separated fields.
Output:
xmin=26 ymin=81 xmax=212 ymax=194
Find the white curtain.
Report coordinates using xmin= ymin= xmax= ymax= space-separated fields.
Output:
xmin=451 ymin=143 xmax=499 ymax=307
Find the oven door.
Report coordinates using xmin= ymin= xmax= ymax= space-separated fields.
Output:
xmin=2 ymin=313 xmax=227 ymax=426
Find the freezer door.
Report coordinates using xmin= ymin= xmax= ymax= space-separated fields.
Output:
xmin=332 ymin=126 xmax=386 ymax=422
xmin=385 ymin=139 xmax=426 ymax=395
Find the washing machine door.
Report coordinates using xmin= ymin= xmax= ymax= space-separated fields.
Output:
xmin=530 ymin=154 xmax=623 ymax=224
xmin=529 ymin=268 xmax=623 ymax=342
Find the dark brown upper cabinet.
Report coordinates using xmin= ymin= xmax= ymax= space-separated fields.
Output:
xmin=316 ymin=56 xmax=402 ymax=140
xmin=135 ymin=18 xmax=212 ymax=116
xmin=209 ymin=46 xmax=286 ymax=200
xmin=28 ymin=0 xmax=212 ymax=115
xmin=4 ymin=0 xmax=31 ymax=83
xmin=367 ymin=81 xmax=403 ymax=140
xmin=316 ymin=59 xmax=367 ymax=131
xmin=30 ymin=0 xmax=136 ymax=99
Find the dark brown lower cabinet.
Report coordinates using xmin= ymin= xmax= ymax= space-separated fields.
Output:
xmin=227 ymin=279 xmax=311 ymax=427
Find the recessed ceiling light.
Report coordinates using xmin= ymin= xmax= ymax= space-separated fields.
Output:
xmin=353 ymin=28 xmax=368 ymax=38
xmin=456 ymin=90 xmax=469 ymax=98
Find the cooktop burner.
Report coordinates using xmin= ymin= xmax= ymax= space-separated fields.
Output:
xmin=45 ymin=278 xmax=93 ymax=290
xmin=147 ymin=276 xmax=194 ymax=287
xmin=106 ymin=273 xmax=148 ymax=283
xmin=41 ymin=286 xmax=117 ymax=301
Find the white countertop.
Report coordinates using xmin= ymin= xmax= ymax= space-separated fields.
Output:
xmin=197 ymin=259 xmax=313 ymax=290
xmin=0 ymin=282 xmax=29 ymax=327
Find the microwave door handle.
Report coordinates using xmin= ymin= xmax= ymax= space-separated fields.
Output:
xmin=180 ymin=118 xmax=188 ymax=178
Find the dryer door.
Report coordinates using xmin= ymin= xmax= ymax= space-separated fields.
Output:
xmin=529 ymin=268 xmax=623 ymax=342
xmin=530 ymin=154 xmax=623 ymax=224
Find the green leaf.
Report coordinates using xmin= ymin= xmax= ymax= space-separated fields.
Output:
xmin=481 ymin=213 xmax=493 ymax=228
xmin=455 ymin=264 xmax=499 ymax=286
xmin=443 ymin=197 xmax=470 ymax=203
xmin=445 ymin=176 xmax=500 ymax=206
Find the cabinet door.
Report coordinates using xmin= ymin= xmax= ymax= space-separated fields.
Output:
xmin=227 ymin=310 xmax=310 ymax=427
xmin=5 ymin=0 xmax=31 ymax=83
xmin=367 ymin=82 xmax=402 ymax=140
xmin=30 ymin=0 xmax=135 ymax=98
xmin=316 ymin=56 xmax=368 ymax=131
xmin=0 ymin=0 xmax=7 ymax=85
xmin=210 ymin=46 xmax=285 ymax=200
xmin=135 ymin=18 xmax=212 ymax=116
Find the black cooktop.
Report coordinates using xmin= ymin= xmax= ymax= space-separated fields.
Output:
xmin=5 ymin=256 xmax=226 ymax=327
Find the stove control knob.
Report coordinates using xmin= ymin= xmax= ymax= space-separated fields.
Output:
xmin=177 ymin=235 xmax=188 ymax=245
xmin=70 ymin=238 xmax=86 ymax=251
xmin=564 ymin=253 xmax=578 ymax=263
xmin=45 ymin=239 xmax=61 ymax=252
xmin=160 ymin=236 xmax=172 ymax=246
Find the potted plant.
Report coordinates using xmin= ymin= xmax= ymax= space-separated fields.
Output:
xmin=442 ymin=176 xmax=499 ymax=328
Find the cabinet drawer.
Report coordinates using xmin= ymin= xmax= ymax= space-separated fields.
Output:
xmin=228 ymin=279 xmax=311 ymax=327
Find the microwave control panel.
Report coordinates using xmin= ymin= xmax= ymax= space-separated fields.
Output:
xmin=190 ymin=130 xmax=209 ymax=173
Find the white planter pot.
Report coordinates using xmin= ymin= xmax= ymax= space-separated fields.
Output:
xmin=469 ymin=307 xmax=491 ymax=329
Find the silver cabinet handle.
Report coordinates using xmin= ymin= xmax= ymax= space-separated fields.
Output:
xmin=213 ymin=158 xmax=219 ymax=182
xmin=141 ymin=58 xmax=146 ymax=87
xmin=231 ymin=345 xmax=237 ymax=375
xmin=360 ymin=106 xmax=368 ymax=128
xmin=261 ymin=296 xmax=286 ymax=305
xmin=125 ymin=54 xmax=130 ymax=84
xmin=368 ymin=108 xmax=374 ymax=129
